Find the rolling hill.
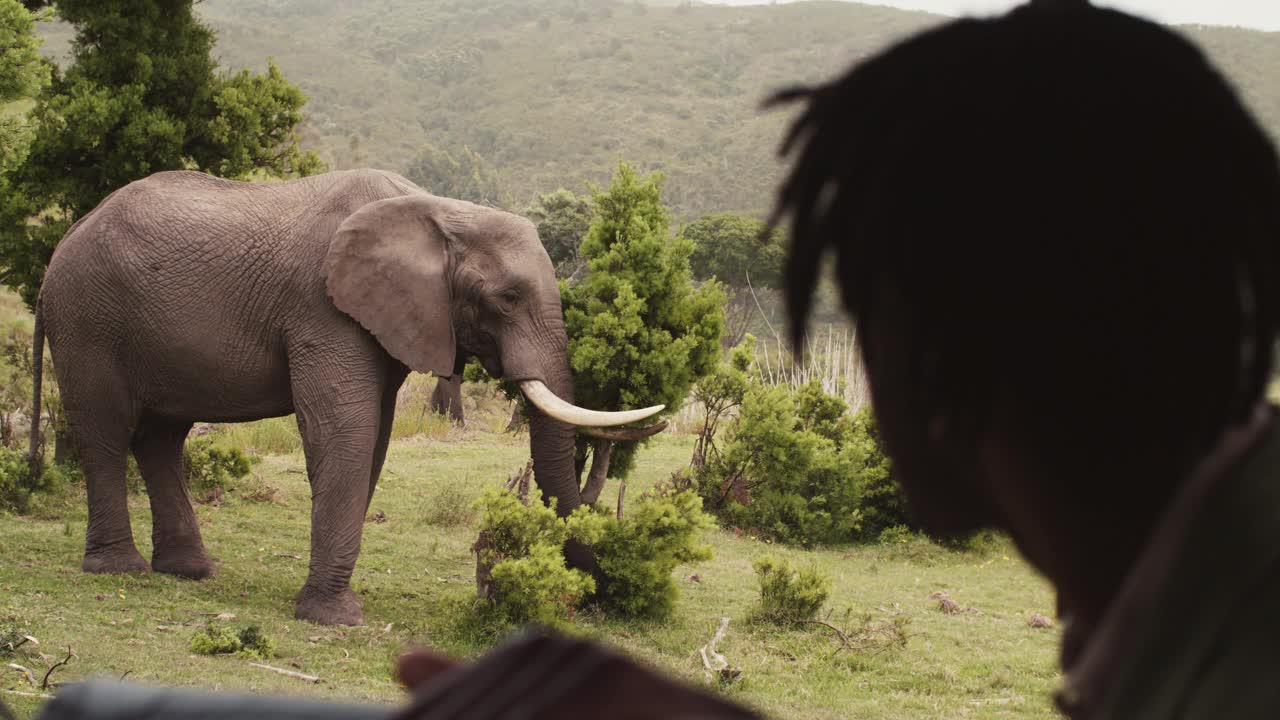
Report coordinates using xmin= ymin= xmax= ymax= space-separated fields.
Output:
xmin=37 ymin=0 xmax=1280 ymax=221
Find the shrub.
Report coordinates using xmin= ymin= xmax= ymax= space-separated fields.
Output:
xmin=190 ymin=623 xmax=275 ymax=660
xmin=751 ymin=554 xmax=832 ymax=624
xmin=487 ymin=543 xmax=596 ymax=628
xmin=419 ymin=483 xmax=479 ymax=527
xmin=472 ymin=485 xmax=713 ymax=625
xmin=0 ymin=446 xmax=30 ymax=512
xmin=472 ymin=487 xmax=604 ymax=628
xmin=695 ymin=376 xmax=909 ymax=546
xmin=183 ymin=436 xmax=251 ymax=498
xmin=0 ymin=612 xmax=32 ymax=658
xmin=0 ymin=447 xmax=75 ymax=514
xmin=592 ymin=489 xmax=713 ymax=618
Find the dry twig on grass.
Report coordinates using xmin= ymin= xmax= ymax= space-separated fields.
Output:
xmin=249 ymin=662 xmax=322 ymax=684
xmin=792 ymin=614 xmax=912 ymax=658
xmin=5 ymin=663 xmax=35 ymax=686
xmin=697 ymin=617 xmax=741 ymax=685
xmin=41 ymin=647 xmax=76 ymax=690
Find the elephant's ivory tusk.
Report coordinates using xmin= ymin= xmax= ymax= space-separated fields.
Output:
xmin=519 ymin=381 xmax=664 ymax=427
xmin=578 ymin=421 xmax=669 ymax=442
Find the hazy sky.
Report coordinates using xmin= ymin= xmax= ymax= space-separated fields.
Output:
xmin=705 ymin=0 xmax=1280 ymax=32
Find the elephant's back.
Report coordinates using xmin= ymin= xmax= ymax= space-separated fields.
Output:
xmin=45 ymin=169 xmax=418 ymax=306
xmin=41 ymin=169 xmax=420 ymax=398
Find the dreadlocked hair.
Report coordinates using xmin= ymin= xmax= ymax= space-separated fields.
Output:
xmin=765 ymin=0 xmax=1280 ymax=477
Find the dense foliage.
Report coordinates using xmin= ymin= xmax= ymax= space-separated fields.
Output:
xmin=684 ymin=212 xmax=785 ymax=289
xmin=590 ymin=488 xmax=713 ymax=618
xmin=189 ymin=622 xmax=276 ymax=660
xmin=524 ymin=188 xmax=594 ymax=279
xmin=473 ymin=484 xmax=713 ymax=626
xmin=691 ymin=342 xmax=905 ymax=547
xmin=0 ymin=0 xmax=322 ymax=306
xmin=182 ymin=437 xmax=252 ymax=499
xmin=473 ymin=487 xmax=603 ymax=627
xmin=405 ymin=142 xmax=508 ymax=208
xmin=0 ymin=0 xmax=47 ymax=172
xmin=562 ymin=162 xmax=724 ymax=479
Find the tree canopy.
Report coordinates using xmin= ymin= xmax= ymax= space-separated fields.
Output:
xmin=684 ymin=212 xmax=785 ymax=289
xmin=406 ymin=143 xmax=508 ymax=208
xmin=562 ymin=162 xmax=725 ymax=479
xmin=524 ymin=188 xmax=594 ymax=279
xmin=0 ymin=0 xmax=323 ymax=308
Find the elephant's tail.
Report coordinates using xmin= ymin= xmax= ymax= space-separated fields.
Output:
xmin=26 ymin=297 xmax=45 ymax=484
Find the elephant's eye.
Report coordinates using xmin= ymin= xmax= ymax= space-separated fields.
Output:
xmin=496 ymin=288 xmax=519 ymax=312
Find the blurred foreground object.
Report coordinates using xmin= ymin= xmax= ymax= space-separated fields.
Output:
xmin=767 ymin=0 xmax=1280 ymax=718
xmin=32 ymin=631 xmax=761 ymax=720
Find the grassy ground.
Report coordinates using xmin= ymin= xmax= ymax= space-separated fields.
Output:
xmin=1 ymin=424 xmax=1062 ymax=719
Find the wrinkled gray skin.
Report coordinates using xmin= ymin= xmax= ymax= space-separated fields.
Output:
xmin=430 ymin=375 xmax=465 ymax=425
xmin=40 ymin=169 xmax=585 ymax=626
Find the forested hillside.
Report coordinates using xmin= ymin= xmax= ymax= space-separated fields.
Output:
xmin=37 ymin=0 xmax=1280 ymax=219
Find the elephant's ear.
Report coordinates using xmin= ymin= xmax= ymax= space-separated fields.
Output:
xmin=324 ymin=194 xmax=456 ymax=376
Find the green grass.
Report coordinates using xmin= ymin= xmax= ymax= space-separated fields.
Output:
xmin=0 ymin=429 xmax=1062 ymax=719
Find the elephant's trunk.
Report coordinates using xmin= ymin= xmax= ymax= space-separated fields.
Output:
xmin=524 ymin=351 xmax=601 ymax=576
xmin=526 ymin=362 xmax=583 ymax=518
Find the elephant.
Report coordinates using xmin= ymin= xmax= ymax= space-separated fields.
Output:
xmin=39 ymin=168 xmax=661 ymax=626
xmin=430 ymin=375 xmax=465 ymax=425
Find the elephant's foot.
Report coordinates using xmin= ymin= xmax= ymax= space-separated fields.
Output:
xmin=152 ymin=544 xmax=216 ymax=580
xmin=295 ymin=585 xmax=364 ymax=626
xmin=83 ymin=542 xmax=150 ymax=574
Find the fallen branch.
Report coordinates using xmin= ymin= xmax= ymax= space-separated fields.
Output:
xmin=697 ymin=617 xmax=740 ymax=685
xmin=782 ymin=613 xmax=913 ymax=657
xmin=503 ymin=459 xmax=533 ymax=504
xmin=42 ymin=647 xmax=75 ymax=690
xmin=6 ymin=663 xmax=35 ymax=686
xmin=1 ymin=689 xmax=51 ymax=700
xmin=273 ymin=554 xmax=302 ymax=560
xmin=2 ymin=636 xmax=38 ymax=654
xmin=699 ymin=617 xmax=730 ymax=671
xmin=793 ymin=619 xmax=854 ymax=649
xmin=249 ymin=662 xmax=322 ymax=684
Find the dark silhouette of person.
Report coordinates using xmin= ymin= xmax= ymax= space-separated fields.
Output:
xmin=767 ymin=0 xmax=1280 ymax=717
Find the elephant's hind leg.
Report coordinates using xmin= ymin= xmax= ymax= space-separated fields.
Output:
xmin=131 ymin=418 xmax=214 ymax=579
xmin=62 ymin=369 xmax=148 ymax=574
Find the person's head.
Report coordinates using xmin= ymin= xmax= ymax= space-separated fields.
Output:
xmin=769 ymin=0 xmax=1280 ymax=567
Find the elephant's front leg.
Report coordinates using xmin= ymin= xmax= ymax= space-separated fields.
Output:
xmin=290 ymin=363 xmax=386 ymax=626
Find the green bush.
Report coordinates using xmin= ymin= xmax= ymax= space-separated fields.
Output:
xmin=0 ymin=446 xmax=29 ymax=512
xmin=751 ymin=553 xmax=832 ymax=624
xmin=472 ymin=487 xmax=604 ymax=628
xmin=592 ymin=489 xmax=713 ymax=618
xmin=473 ymin=486 xmax=712 ymax=625
xmin=0 ymin=447 xmax=76 ymax=514
xmin=488 ymin=543 xmax=596 ymax=628
xmin=183 ymin=436 xmax=251 ymax=498
xmin=190 ymin=623 xmax=275 ymax=660
xmin=695 ymin=377 xmax=908 ymax=546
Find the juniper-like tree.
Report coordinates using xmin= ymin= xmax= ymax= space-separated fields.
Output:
xmin=562 ymin=161 xmax=724 ymax=498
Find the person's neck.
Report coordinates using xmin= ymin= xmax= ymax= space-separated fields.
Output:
xmin=1032 ymin=405 xmax=1274 ymax=633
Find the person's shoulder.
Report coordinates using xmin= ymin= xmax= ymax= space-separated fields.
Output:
xmin=1175 ymin=564 xmax=1280 ymax=718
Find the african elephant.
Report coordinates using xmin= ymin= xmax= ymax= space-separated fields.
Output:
xmin=430 ymin=375 xmax=465 ymax=425
xmin=39 ymin=169 xmax=660 ymax=626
